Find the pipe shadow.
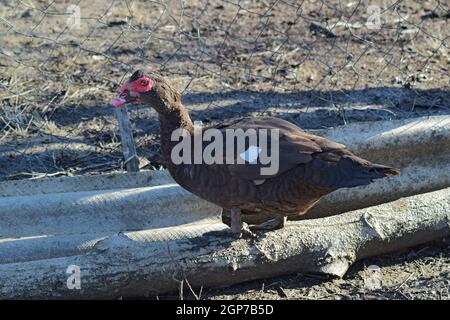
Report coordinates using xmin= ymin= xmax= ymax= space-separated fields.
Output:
xmin=50 ymin=87 xmax=450 ymax=130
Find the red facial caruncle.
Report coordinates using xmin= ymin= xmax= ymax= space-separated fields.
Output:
xmin=109 ymin=76 xmax=154 ymax=107
xmin=118 ymin=76 xmax=153 ymax=94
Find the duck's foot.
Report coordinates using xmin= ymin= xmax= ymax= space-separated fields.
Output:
xmin=250 ymin=215 xmax=287 ymax=231
xmin=230 ymin=207 xmax=256 ymax=239
xmin=205 ymin=223 xmax=254 ymax=238
xmin=238 ymin=222 xmax=257 ymax=239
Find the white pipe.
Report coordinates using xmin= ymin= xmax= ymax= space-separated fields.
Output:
xmin=0 ymin=188 xmax=447 ymax=299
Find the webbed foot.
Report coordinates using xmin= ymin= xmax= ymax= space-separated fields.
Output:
xmin=249 ymin=215 xmax=287 ymax=231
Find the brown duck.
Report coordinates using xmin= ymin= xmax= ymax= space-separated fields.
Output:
xmin=109 ymin=70 xmax=400 ymax=237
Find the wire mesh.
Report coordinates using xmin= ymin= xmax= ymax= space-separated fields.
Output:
xmin=0 ymin=0 xmax=448 ymax=180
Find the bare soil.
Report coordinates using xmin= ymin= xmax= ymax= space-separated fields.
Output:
xmin=203 ymin=239 xmax=449 ymax=300
xmin=0 ymin=0 xmax=448 ymax=299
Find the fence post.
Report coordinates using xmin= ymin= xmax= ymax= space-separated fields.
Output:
xmin=114 ymin=106 xmax=139 ymax=172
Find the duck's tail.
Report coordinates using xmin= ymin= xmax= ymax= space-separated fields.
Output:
xmin=307 ymin=151 xmax=400 ymax=189
xmin=369 ymin=163 xmax=401 ymax=176
xmin=334 ymin=157 xmax=400 ymax=188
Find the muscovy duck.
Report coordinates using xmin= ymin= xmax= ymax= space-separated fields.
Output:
xmin=109 ymin=70 xmax=400 ymax=238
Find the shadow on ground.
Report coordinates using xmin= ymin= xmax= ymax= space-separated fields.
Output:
xmin=1 ymin=87 xmax=449 ymax=180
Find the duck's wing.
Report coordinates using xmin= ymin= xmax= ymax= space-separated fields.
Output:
xmin=208 ymin=116 xmax=345 ymax=180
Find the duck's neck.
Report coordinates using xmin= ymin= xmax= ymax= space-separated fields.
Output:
xmin=157 ymin=102 xmax=194 ymax=167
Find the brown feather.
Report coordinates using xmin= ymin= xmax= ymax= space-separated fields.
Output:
xmin=130 ymin=71 xmax=400 ymax=226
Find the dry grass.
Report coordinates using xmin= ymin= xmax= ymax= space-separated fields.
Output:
xmin=1 ymin=0 xmax=448 ymax=180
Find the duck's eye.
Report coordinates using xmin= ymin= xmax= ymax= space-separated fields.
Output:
xmin=140 ymin=79 xmax=148 ymax=86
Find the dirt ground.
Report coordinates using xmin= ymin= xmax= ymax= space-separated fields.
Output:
xmin=0 ymin=0 xmax=448 ymax=299
xmin=203 ymin=239 xmax=449 ymax=300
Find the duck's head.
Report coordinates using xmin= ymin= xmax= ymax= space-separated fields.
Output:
xmin=109 ymin=70 xmax=181 ymax=114
xmin=109 ymin=70 xmax=154 ymax=107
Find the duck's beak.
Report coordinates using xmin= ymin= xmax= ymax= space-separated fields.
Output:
xmin=108 ymin=84 xmax=139 ymax=108
xmin=108 ymin=91 xmax=128 ymax=107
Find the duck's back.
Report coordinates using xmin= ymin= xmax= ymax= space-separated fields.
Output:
xmin=167 ymin=116 xmax=399 ymax=217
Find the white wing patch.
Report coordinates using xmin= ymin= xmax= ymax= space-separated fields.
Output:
xmin=240 ymin=145 xmax=261 ymax=163
xmin=253 ymin=179 xmax=266 ymax=185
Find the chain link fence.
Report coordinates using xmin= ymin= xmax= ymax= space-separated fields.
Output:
xmin=0 ymin=0 xmax=448 ymax=180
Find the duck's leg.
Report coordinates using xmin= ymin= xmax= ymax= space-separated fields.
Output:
xmin=250 ymin=215 xmax=287 ymax=231
xmin=230 ymin=207 xmax=255 ymax=238
xmin=221 ymin=208 xmax=231 ymax=226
